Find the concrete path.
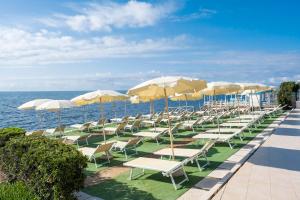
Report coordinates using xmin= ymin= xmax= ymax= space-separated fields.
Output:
xmin=213 ymin=109 xmax=300 ymax=200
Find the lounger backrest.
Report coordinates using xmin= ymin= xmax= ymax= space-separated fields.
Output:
xmin=97 ymin=118 xmax=106 ymax=125
xmin=81 ymin=122 xmax=91 ymax=131
xmin=54 ymin=125 xmax=65 ymax=133
xmin=171 ymin=122 xmax=182 ymax=133
xmin=155 ymin=115 xmax=163 ymax=123
xmin=116 ymin=122 xmax=127 ymax=132
xmin=127 ymin=137 xmax=141 ymax=146
xmin=132 ymin=119 xmax=142 ymax=128
xmin=95 ymin=142 xmax=114 ymax=154
xmin=31 ymin=130 xmax=44 ymax=136
xmin=135 ymin=113 xmax=142 ymax=119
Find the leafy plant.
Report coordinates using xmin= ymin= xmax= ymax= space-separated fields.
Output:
xmin=0 ymin=181 xmax=39 ymax=200
xmin=0 ymin=127 xmax=25 ymax=147
xmin=0 ymin=136 xmax=87 ymax=200
xmin=277 ymin=81 xmax=299 ymax=109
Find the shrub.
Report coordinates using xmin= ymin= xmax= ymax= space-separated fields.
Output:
xmin=277 ymin=81 xmax=299 ymax=109
xmin=0 ymin=137 xmax=88 ymax=200
xmin=0 ymin=181 xmax=39 ymax=200
xmin=0 ymin=127 xmax=25 ymax=147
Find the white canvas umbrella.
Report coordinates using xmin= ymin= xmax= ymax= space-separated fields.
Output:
xmin=128 ymin=76 xmax=207 ymax=159
xmin=18 ymin=99 xmax=52 ymax=110
xmin=36 ymin=100 xmax=75 ymax=128
xmin=18 ymin=99 xmax=53 ymax=128
xmin=74 ymin=90 xmax=129 ymax=142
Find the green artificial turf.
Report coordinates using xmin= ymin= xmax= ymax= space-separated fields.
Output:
xmin=79 ymin=114 xmax=283 ymax=200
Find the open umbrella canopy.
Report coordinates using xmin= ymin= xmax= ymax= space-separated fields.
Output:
xmin=81 ymin=90 xmax=129 ymax=103
xmin=71 ymin=94 xmax=95 ymax=106
xmin=200 ymin=82 xmax=241 ymax=96
xmin=18 ymin=99 xmax=52 ymax=110
xmin=36 ymin=100 xmax=75 ymax=112
xmin=170 ymin=92 xmax=203 ymax=101
xmin=237 ymin=83 xmax=269 ymax=92
xmin=128 ymin=76 xmax=207 ymax=99
xmin=128 ymin=76 xmax=207 ymax=160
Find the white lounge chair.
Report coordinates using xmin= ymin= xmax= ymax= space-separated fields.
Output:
xmin=103 ymin=121 xmax=127 ymax=137
xmin=79 ymin=142 xmax=115 ymax=167
xmin=123 ymin=157 xmax=189 ymax=190
xmin=113 ymin=137 xmax=142 ymax=160
xmin=44 ymin=125 xmax=65 ymax=137
xmin=153 ymin=140 xmax=215 ymax=171
xmin=62 ymin=134 xmax=91 ymax=148
xmin=125 ymin=119 xmax=142 ymax=133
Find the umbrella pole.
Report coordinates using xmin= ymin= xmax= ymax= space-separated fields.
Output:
xmin=100 ymin=97 xmax=106 ymax=143
xmin=164 ymin=88 xmax=175 ymax=160
xmin=124 ymin=101 xmax=127 ymax=116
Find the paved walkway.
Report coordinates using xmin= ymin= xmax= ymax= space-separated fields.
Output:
xmin=213 ymin=109 xmax=300 ymax=200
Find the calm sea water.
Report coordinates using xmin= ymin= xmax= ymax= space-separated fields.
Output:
xmin=0 ymin=91 xmax=214 ymax=131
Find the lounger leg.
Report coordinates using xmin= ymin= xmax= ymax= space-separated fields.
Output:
xmin=86 ymin=138 xmax=89 ymax=145
xmin=170 ymin=175 xmax=178 ymax=190
xmin=76 ymin=141 xmax=79 ymax=149
xmin=195 ymin=159 xmax=202 ymax=171
xmin=156 ymin=138 xmax=159 ymax=145
xmin=228 ymin=141 xmax=233 ymax=149
xmin=93 ymin=156 xmax=98 ymax=168
xmin=124 ymin=149 xmax=128 ymax=160
xmin=105 ymin=152 xmax=110 ymax=163
xmin=129 ymin=168 xmax=133 ymax=180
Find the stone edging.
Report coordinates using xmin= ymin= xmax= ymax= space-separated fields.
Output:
xmin=177 ymin=112 xmax=289 ymax=200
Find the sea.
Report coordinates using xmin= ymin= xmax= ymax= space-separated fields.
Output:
xmin=0 ymin=91 xmax=223 ymax=131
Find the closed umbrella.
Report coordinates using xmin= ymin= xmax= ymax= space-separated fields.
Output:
xmin=128 ymin=76 xmax=207 ymax=159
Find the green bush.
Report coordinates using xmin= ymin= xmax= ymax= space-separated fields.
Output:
xmin=0 ymin=137 xmax=88 ymax=200
xmin=0 ymin=181 xmax=39 ymax=200
xmin=0 ymin=127 xmax=25 ymax=147
xmin=277 ymin=81 xmax=299 ymax=109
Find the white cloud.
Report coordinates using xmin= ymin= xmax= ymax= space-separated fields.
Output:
xmin=170 ymin=8 xmax=217 ymax=22
xmin=40 ymin=1 xmax=177 ymax=32
xmin=0 ymin=26 xmax=186 ymax=66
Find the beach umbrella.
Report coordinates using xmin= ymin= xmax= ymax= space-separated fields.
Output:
xmin=18 ymin=99 xmax=53 ymax=128
xmin=18 ymin=99 xmax=52 ymax=110
xmin=76 ymin=90 xmax=129 ymax=142
xmin=128 ymin=76 xmax=207 ymax=159
xmin=36 ymin=100 xmax=75 ymax=128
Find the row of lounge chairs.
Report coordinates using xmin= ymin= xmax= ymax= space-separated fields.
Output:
xmin=26 ymin=103 xmax=284 ymax=190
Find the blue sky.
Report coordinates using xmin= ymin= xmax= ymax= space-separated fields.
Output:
xmin=0 ymin=0 xmax=299 ymax=91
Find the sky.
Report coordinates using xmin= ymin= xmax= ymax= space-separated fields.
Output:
xmin=0 ymin=0 xmax=299 ymax=91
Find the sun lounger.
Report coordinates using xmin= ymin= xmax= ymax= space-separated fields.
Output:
xmin=103 ymin=121 xmax=127 ymax=137
xmin=205 ymin=128 xmax=242 ymax=133
xmin=111 ymin=116 xmax=129 ymax=123
xmin=123 ymin=157 xmax=189 ymax=190
xmin=153 ymin=140 xmax=215 ymax=171
xmin=193 ymin=128 xmax=244 ymax=148
xmin=220 ymin=122 xmax=250 ymax=128
xmin=124 ymin=119 xmax=142 ymax=133
xmin=113 ymin=137 xmax=142 ymax=160
xmin=44 ymin=125 xmax=65 ymax=137
xmin=79 ymin=142 xmax=115 ymax=167
xmin=142 ymin=115 xmax=163 ymax=128
xmin=70 ymin=122 xmax=92 ymax=132
xmin=132 ymin=131 xmax=164 ymax=144
xmin=62 ymin=134 xmax=91 ymax=148
xmin=90 ymin=118 xmax=107 ymax=128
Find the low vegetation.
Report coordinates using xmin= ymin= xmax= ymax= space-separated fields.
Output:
xmin=0 ymin=135 xmax=87 ymax=200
